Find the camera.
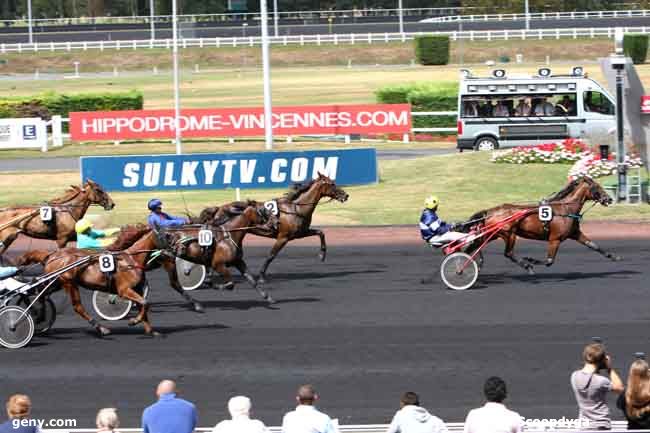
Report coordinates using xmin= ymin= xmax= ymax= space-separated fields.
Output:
xmin=635 ymin=352 xmax=646 ymax=360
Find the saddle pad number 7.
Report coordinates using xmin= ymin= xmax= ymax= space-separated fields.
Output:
xmin=99 ymin=254 xmax=116 ymax=273
xmin=198 ymin=229 xmax=213 ymax=247
xmin=264 ymin=200 xmax=279 ymax=216
xmin=538 ymin=206 xmax=553 ymax=222
xmin=39 ymin=206 xmax=53 ymax=221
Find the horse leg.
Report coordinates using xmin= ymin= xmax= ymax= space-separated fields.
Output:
xmin=163 ymin=260 xmax=204 ymax=313
xmin=233 ymin=259 xmax=274 ymax=304
xmin=503 ymin=234 xmax=535 ymax=275
xmin=258 ymin=236 xmax=290 ymax=285
xmin=0 ymin=228 xmax=19 ymax=258
xmin=64 ymin=283 xmax=111 ymax=337
xmin=572 ymin=231 xmax=622 ymax=262
xmin=293 ymin=229 xmax=327 ymax=262
xmin=212 ymin=262 xmax=235 ymax=291
xmin=542 ymin=240 xmax=562 ymax=267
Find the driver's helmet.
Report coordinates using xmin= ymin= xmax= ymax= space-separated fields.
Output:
xmin=75 ymin=218 xmax=93 ymax=234
xmin=424 ymin=196 xmax=439 ymax=210
xmin=148 ymin=198 xmax=162 ymax=211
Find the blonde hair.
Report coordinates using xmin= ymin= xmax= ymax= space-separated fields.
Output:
xmin=96 ymin=408 xmax=119 ymax=431
xmin=6 ymin=394 xmax=31 ymax=419
xmin=626 ymin=360 xmax=650 ymax=419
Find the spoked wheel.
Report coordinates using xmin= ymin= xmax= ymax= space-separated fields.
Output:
xmin=176 ymin=258 xmax=206 ymax=291
xmin=92 ymin=282 xmax=150 ymax=321
xmin=12 ymin=295 xmax=56 ymax=335
xmin=0 ymin=306 xmax=35 ymax=349
xmin=440 ymin=252 xmax=479 ymax=291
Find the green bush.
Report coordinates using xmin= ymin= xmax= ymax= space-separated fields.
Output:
xmin=414 ymin=35 xmax=450 ymax=66
xmin=375 ymin=82 xmax=458 ymax=131
xmin=623 ymin=34 xmax=648 ymax=64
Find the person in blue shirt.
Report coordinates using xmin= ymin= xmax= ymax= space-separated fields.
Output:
xmin=0 ymin=394 xmax=38 ymax=433
xmin=75 ymin=218 xmax=119 ymax=249
xmin=147 ymin=199 xmax=188 ymax=229
xmin=419 ymin=195 xmax=467 ymax=245
xmin=142 ymin=380 xmax=197 ymax=433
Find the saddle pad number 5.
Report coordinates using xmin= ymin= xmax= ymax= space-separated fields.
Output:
xmin=538 ymin=206 xmax=553 ymax=222
xmin=99 ymin=254 xmax=116 ymax=273
xmin=198 ymin=229 xmax=213 ymax=247
xmin=39 ymin=206 xmax=53 ymax=221
xmin=264 ymin=200 xmax=279 ymax=216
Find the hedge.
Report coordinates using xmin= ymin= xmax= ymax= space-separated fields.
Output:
xmin=623 ymin=34 xmax=648 ymax=64
xmin=0 ymin=90 xmax=143 ymax=120
xmin=414 ymin=35 xmax=450 ymax=66
xmin=375 ymin=82 xmax=458 ymax=131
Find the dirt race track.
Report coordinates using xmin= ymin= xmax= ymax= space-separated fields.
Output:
xmin=1 ymin=224 xmax=649 ymax=428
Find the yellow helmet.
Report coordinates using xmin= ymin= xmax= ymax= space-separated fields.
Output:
xmin=75 ymin=218 xmax=92 ymax=234
xmin=424 ymin=195 xmax=440 ymax=210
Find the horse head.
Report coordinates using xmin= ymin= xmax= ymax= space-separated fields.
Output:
xmin=581 ymin=177 xmax=613 ymax=206
xmin=84 ymin=179 xmax=115 ymax=211
xmin=316 ymin=172 xmax=349 ymax=203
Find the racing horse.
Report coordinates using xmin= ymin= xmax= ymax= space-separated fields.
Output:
xmin=461 ymin=176 xmax=618 ymax=275
xmin=17 ymin=225 xmax=169 ymax=337
xmin=0 ymin=179 xmax=115 ymax=256
xmin=163 ymin=203 xmax=276 ymax=301
xmin=195 ymin=173 xmax=349 ymax=286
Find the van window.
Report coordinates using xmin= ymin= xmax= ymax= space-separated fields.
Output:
xmin=460 ymin=93 xmax=577 ymax=118
xmin=583 ymin=91 xmax=614 ymax=115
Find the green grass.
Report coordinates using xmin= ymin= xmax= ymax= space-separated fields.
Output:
xmin=2 ymin=153 xmax=647 ymax=226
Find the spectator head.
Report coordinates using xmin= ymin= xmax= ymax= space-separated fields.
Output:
xmin=484 ymin=376 xmax=508 ymax=403
xmin=399 ymin=392 xmax=420 ymax=408
xmin=156 ymin=380 xmax=177 ymax=398
xmin=583 ymin=343 xmax=607 ymax=368
xmin=96 ymin=408 xmax=119 ymax=431
xmin=625 ymin=359 xmax=650 ymax=418
xmin=6 ymin=394 xmax=31 ymax=420
xmin=228 ymin=396 xmax=251 ymax=419
xmin=296 ymin=384 xmax=318 ymax=406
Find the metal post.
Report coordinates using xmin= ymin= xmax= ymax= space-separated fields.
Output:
xmin=27 ymin=0 xmax=33 ymax=44
xmin=524 ymin=0 xmax=530 ymax=31
xmin=273 ymin=0 xmax=279 ymax=37
xmin=458 ymin=21 xmax=463 ymax=65
xmin=149 ymin=0 xmax=155 ymax=40
xmin=616 ymin=69 xmax=626 ymax=201
xmin=261 ymin=0 xmax=273 ymax=149
xmin=172 ymin=0 xmax=182 ymax=154
xmin=398 ymin=0 xmax=404 ymax=35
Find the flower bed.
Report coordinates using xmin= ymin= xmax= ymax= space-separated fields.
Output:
xmin=568 ymin=153 xmax=644 ymax=180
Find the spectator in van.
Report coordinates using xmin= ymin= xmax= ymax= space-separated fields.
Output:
xmin=478 ymin=101 xmax=492 ymax=117
xmin=494 ymin=101 xmax=509 ymax=117
xmin=534 ymin=97 xmax=555 ymax=116
xmin=514 ymin=98 xmax=531 ymax=116
xmin=463 ymin=101 xmax=479 ymax=117
xmin=555 ymin=96 xmax=575 ymax=116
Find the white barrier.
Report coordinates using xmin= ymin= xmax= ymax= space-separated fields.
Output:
xmin=421 ymin=8 xmax=650 ymax=23
xmin=0 ymin=117 xmax=48 ymax=152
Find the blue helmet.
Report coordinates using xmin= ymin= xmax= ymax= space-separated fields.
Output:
xmin=148 ymin=198 xmax=162 ymax=211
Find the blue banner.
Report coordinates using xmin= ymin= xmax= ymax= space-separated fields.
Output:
xmin=80 ymin=148 xmax=377 ymax=192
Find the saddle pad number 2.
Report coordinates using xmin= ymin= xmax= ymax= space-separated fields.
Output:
xmin=99 ymin=254 xmax=116 ymax=273
xmin=264 ymin=200 xmax=279 ymax=216
xmin=538 ymin=206 xmax=553 ymax=222
xmin=39 ymin=206 xmax=53 ymax=221
xmin=198 ymin=229 xmax=213 ymax=247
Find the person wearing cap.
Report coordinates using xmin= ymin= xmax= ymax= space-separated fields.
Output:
xmin=212 ymin=396 xmax=268 ymax=433
xmin=75 ymin=218 xmax=119 ymax=249
xmin=419 ymin=196 xmax=467 ymax=246
xmin=147 ymin=199 xmax=188 ymax=229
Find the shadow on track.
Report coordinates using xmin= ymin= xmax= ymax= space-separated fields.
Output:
xmin=479 ymin=270 xmax=641 ymax=286
xmin=34 ymin=323 xmax=230 ymax=342
xmin=152 ymin=297 xmax=321 ymax=313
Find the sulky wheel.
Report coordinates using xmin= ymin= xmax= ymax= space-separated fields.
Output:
xmin=0 ymin=306 xmax=35 ymax=349
xmin=440 ymin=252 xmax=479 ymax=291
xmin=13 ymin=295 xmax=56 ymax=335
xmin=176 ymin=258 xmax=206 ymax=291
xmin=91 ymin=282 xmax=150 ymax=321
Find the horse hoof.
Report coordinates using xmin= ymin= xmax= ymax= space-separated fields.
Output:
xmin=526 ymin=268 xmax=536 ymax=276
xmin=193 ymin=303 xmax=205 ymax=313
xmin=257 ymin=275 xmax=267 ymax=285
xmin=613 ymin=255 xmax=623 ymax=262
xmin=128 ymin=318 xmax=141 ymax=327
xmin=217 ymin=282 xmax=235 ymax=291
xmin=97 ymin=326 xmax=111 ymax=337
xmin=319 ymin=251 xmax=326 ymax=262
xmin=149 ymin=331 xmax=164 ymax=338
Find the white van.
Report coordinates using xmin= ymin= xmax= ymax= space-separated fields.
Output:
xmin=456 ymin=67 xmax=616 ymax=151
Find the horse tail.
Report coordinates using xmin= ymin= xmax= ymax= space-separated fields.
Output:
xmin=16 ymin=249 xmax=52 ymax=266
xmin=456 ymin=210 xmax=488 ymax=233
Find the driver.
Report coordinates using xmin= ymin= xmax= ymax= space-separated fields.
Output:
xmin=75 ymin=218 xmax=119 ymax=249
xmin=147 ymin=198 xmax=188 ymax=229
xmin=420 ymin=196 xmax=467 ymax=245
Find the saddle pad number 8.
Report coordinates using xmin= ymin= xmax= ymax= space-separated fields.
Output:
xmin=99 ymin=254 xmax=116 ymax=273
xmin=264 ymin=200 xmax=279 ymax=216
xmin=198 ymin=229 xmax=213 ymax=247
xmin=39 ymin=206 xmax=53 ymax=221
xmin=538 ymin=206 xmax=553 ymax=222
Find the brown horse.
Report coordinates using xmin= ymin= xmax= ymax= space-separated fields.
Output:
xmin=196 ymin=173 xmax=349 ymax=285
xmin=17 ymin=225 xmax=168 ymax=337
xmin=163 ymin=204 xmax=275 ymax=301
xmin=463 ymin=177 xmax=619 ymax=274
xmin=0 ymin=179 xmax=115 ymax=256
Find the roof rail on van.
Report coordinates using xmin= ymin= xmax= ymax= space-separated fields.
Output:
xmin=459 ymin=66 xmax=585 ymax=80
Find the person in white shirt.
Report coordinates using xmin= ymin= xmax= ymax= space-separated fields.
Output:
xmin=281 ymin=384 xmax=339 ymax=433
xmin=464 ymin=377 xmax=523 ymax=433
xmin=212 ymin=396 xmax=268 ymax=433
xmin=386 ymin=392 xmax=448 ymax=433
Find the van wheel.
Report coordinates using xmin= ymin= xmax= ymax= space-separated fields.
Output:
xmin=475 ymin=137 xmax=498 ymax=151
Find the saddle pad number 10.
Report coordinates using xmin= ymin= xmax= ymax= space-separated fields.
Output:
xmin=264 ymin=200 xmax=279 ymax=216
xmin=99 ymin=254 xmax=116 ymax=273
xmin=198 ymin=229 xmax=213 ymax=247
xmin=538 ymin=206 xmax=553 ymax=222
xmin=39 ymin=206 xmax=53 ymax=221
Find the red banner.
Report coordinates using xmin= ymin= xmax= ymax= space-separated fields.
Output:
xmin=70 ymin=104 xmax=411 ymax=141
xmin=642 ymin=96 xmax=650 ymax=114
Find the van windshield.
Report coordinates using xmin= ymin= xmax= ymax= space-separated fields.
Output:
xmin=461 ymin=93 xmax=577 ymax=118
xmin=583 ymin=91 xmax=615 ymax=115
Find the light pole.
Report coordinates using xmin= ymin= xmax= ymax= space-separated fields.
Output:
xmin=242 ymin=22 xmax=248 ymax=37
xmin=260 ymin=0 xmax=274 ymax=149
xmin=273 ymin=0 xmax=279 ymax=37
xmin=612 ymin=29 xmax=627 ymax=201
xmin=398 ymin=0 xmax=404 ymax=35
xmin=524 ymin=0 xmax=530 ymax=31
xmin=27 ymin=0 xmax=33 ymax=44
xmin=172 ymin=0 xmax=182 ymax=154
xmin=149 ymin=0 xmax=155 ymax=40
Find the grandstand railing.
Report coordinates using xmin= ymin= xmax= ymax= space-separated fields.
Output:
xmin=421 ymin=8 xmax=650 ymax=23
xmin=0 ymin=26 xmax=646 ymax=53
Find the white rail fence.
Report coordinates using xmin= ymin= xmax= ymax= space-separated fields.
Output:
xmin=421 ymin=8 xmax=650 ymax=23
xmin=1 ymin=26 xmax=647 ymax=53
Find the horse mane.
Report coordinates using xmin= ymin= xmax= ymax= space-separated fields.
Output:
xmin=49 ymin=185 xmax=82 ymax=204
xmin=285 ymin=179 xmax=316 ymax=201
xmin=105 ymin=224 xmax=151 ymax=251
xmin=547 ymin=178 xmax=584 ymax=202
